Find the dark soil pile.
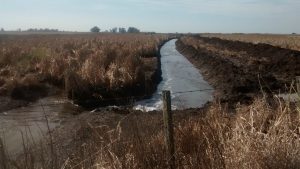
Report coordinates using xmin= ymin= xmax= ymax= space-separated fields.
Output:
xmin=176 ymin=36 xmax=300 ymax=104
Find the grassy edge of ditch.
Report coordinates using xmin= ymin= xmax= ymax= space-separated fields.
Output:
xmin=0 ymin=35 xmax=173 ymax=112
xmin=68 ymin=38 xmax=174 ymax=108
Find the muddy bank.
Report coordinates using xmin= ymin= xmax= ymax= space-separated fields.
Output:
xmin=0 ymin=97 xmax=28 ymax=112
xmin=0 ymin=74 xmax=62 ymax=112
xmin=176 ymin=36 xmax=300 ymax=104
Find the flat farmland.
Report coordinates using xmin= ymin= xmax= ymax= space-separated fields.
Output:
xmin=202 ymin=33 xmax=300 ymax=51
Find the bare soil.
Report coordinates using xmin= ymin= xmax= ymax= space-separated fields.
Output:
xmin=176 ymin=36 xmax=300 ymax=104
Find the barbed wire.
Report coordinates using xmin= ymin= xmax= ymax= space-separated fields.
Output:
xmin=172 ymin=88 xmax=213 ymax=94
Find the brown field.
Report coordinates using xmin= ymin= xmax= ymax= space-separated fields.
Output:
xmin=202 ymin=33 xmax=300 ymax=51
xmin=0 ymin=34 xmax=300 ymax=169
xmin=0 ymin=34 xmax=168 ymax=108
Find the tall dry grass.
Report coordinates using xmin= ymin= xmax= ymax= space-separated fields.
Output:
xmin=2 ymin=96 xmax=299 ymax=169
xmin=0 ymin=34 xmax=168 ymax=102
xmin=73 ymin=97 xmax=300 ymax=169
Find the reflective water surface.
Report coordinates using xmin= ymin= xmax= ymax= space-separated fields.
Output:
xmin=135 ymin=39 xmax=214 ymax=111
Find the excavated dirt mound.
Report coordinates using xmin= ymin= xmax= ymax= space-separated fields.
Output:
xmin=176 ymin=36 xmax=300 ymax=104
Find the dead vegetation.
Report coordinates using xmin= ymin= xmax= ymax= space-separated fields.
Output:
xmin=1 ymin=34 xmax=300 ymax=169
xmin=0 ymin=34 xmax=167 ymax=107
xmin=1 ymin=96 xmax=300 ymax=169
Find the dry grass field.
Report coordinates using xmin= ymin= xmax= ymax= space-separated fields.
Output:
xmin=202 ymin=33 xmax=300 ymax=51
xmin=1 ymin=0 xmax=300 ymax=168
xmin=1 ymin=34 xmax=299 ymax=169
xmin=0 ymin=34 xmax=168 ymax=107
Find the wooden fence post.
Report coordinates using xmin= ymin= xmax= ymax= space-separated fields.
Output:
xmin=0 ymin=138 xmax=7 ymax=169
xmin=162 ymin=90 xmax=175 ymax=169
xmin=296 ymin=76 xmax=300 ymax=96
xmin=297 ymin=76 xmax=300 ymax=107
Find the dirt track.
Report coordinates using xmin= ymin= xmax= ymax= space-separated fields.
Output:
xmin=176 ymin=36 xmax=300 ymax=104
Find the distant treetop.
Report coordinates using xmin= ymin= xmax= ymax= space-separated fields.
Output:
xmin=119 ymin=27 xmax=126 ymax=33
xmin=90 ymin=26 xmax=100 ymax=33
xmin=110 ymin=27 xmax=118 ymax=33
xmin=127 ymin=27 xmax=140 ymax=33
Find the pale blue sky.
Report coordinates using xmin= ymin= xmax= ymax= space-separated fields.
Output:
xmin=0 ymin=0 xmax=299 ymax=33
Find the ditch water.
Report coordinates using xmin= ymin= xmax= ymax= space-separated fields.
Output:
xmin=0 ymin=96 xmax=80 ymax=156
xmin=0 ymin=39 xmax=214 ymax=156
xmin=134 ymin=39 xmax=214 ymax=111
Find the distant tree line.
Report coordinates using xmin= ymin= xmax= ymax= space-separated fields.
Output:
xmin=0 ymin=28 xmax=62 ymax=32
xmin=0 ymin=26 xmax=154 ymax=34
xmin=26 ymin=28 xmax=60 ymax=32
xmin=90 ymin=26 xmax=141 ymax=33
